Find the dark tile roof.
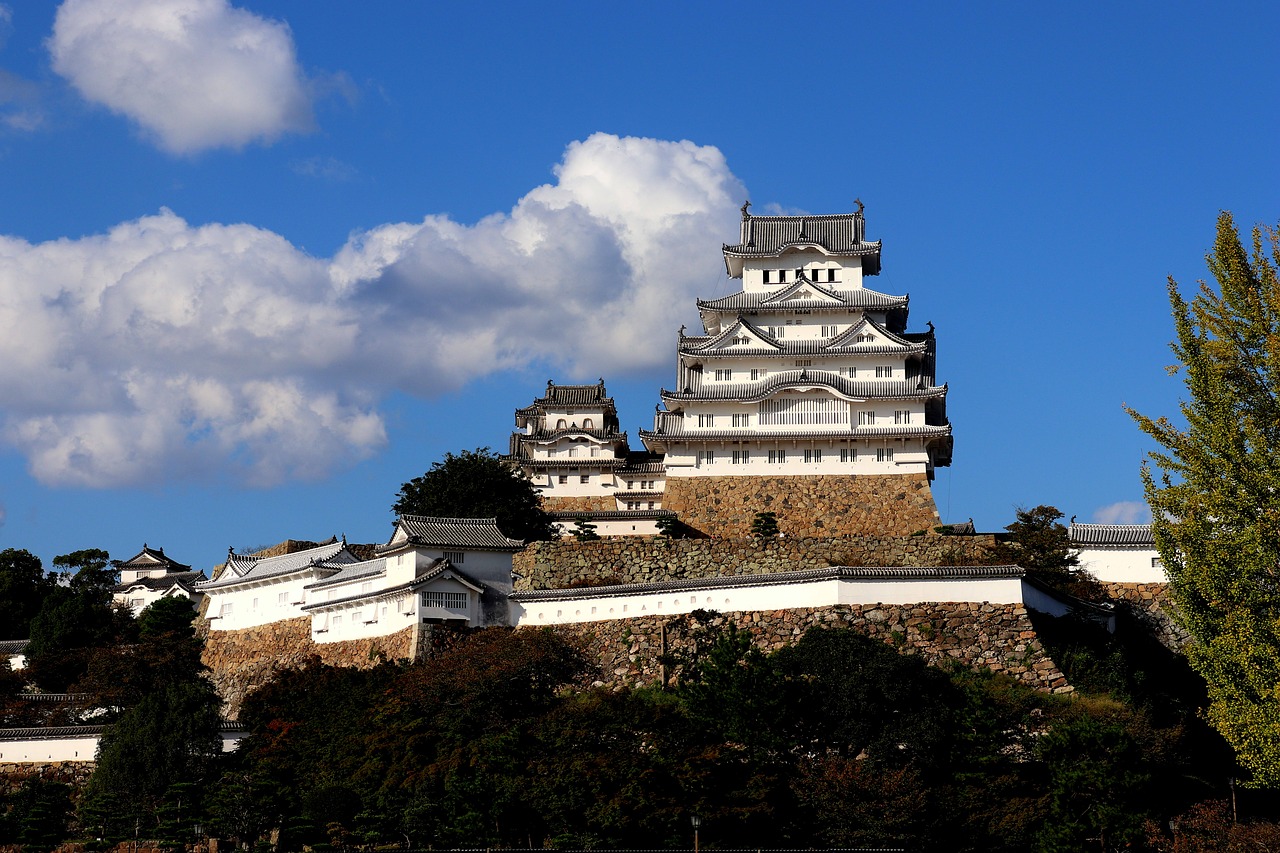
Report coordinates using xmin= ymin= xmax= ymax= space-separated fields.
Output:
xmin=549 ymin=509 xmax=676 ymax=520
xmin=512 ymin=458 xmax=627 ymax=470
xmin=529 ymin=380 xmax=613 ymax=409
xmin=301 ymin=559 xmax=486 ymax=611
xmin=0 ymin=639 xmax=29 ymax=655
xmin=611 ymin=490 xmax=665 ymax=499
xmin=639 ymin=424 xmax=953 ymax=441
xmin=659 ymin=370 xmax=948 ymax=403
xmin=116 ymin=544 xmax=191 ymax=572
xmin=698 ymin=281 xmax=906 ymax=313
xmin=512 ymin=564 xmax=1024 ymax=601
xmin=681 ymin=314 xmax=925 ymax=359
xmin=113 ymin=570 xmax=208 ymax=593
xmin=198 ymin=540 xmax=357 ymax=590
xmin=303 ymin=558 xmax=389 ymax=590
xmin=377 ymin=515 xmax=524 ymax=554
xmin=724 ymin=210 xmax=882 ymax=275
xmin=1069 ymin=524 xmax=1154 ymax=546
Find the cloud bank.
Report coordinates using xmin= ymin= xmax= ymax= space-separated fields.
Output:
xmin=1092 ymin=501 xmax=1151 ymax=525
xmin=0 ymin=133 xmax=745 ymax=487
xmin=48 ymin=0 xmax=313 ymax=153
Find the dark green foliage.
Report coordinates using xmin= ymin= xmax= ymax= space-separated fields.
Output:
xmin=393 ymin=447 xmax=555 ymax=541
xmin=0 ymin=778 xmax=73 ymax=850
xmin=655 ymin=515 xmax=687 ymax=538
xmin=570 ymin=516 xmax=601 ymax=541
xmin=997 ymin=505 xmax=1079 ymax=575
xmin=0 ymin=548 xmax=54 ymax=640
xmin=137 ymin=596 xmax=197 ymax=639
xmin=749 ymin=510 xmax=779 ymax=538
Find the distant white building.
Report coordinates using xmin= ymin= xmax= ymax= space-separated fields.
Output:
xmin=1069 ymin=523 xmax=1164 ymax=584
xmin=508 ymin=380 xmax=673 ymax=536
xmin=111 ymin=545 xmax=207 ymax=616
xmin=198 ymin=519 xmax=524 ymax=640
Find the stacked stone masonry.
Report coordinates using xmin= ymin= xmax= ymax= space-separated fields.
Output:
xmin=199 ymin=618 xmax=417 ymax=717
xmin=514 ymin=533 xmax=998 ymax=591
xmin=543 ymin=495 xmax=619 ymax=514
xmin=1098 ymin=581 xmax=1187 ymax=650
xmin=662 ymin=473 xmax=941 ymax=537
xmin=0 ymin=761 xmax=93 ymax=791
xmin=548 ymin=603 xmax=1073 ymax=694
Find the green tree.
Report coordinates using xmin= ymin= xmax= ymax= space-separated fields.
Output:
xmin=1128 ymin=212 xmax=1280 ymax=785
xmin=997 ymin=506 xmax=1080 ymax=576
xmin=0 ymin=549 xmax=54 ymax=640
xmin=137 ymin=595 xmax=198 ymax=639
xmin=392 ymin=447 xmax=554 ymax=541
xmin=750 ymin=511 xmax=779 ymax=538
xmin=570 ymin=516 xmax=601 ymax=541
xmin=26 ymin=549 xmax=130 ymax=691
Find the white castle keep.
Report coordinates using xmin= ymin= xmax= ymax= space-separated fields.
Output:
xmin=512 ymin=202 xmax=953 ymax=537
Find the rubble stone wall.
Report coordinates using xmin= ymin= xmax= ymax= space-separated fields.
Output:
xmin=514 ymin=534 xmax=998 ymax=591
xmin=544 ymin=602 xmax=1072 ymax=694
xmin=662 ymin=473 xmax=942 ymax=537
xmin=1098 ymin=581 xmax=1188 ymax=650
xmin=199 ymin=618 xmax=416 ymax=717
xmin=0 ymin=761 xmax=94 ymax=791
xmin=543 ymin=495 xmax=618 ymax=514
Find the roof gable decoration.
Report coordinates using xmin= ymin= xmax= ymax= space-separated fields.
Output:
xmin=760 ymin=276 xmax=850 ymax=307
xmin=694 ymin=317 xmax=783 ymax=354
xmin=378 ymin=515 xmax=525 ymax=554
xmin=827 ymin=315 xmax=916 ymax=350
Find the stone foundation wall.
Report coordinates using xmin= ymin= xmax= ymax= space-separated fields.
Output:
xmin=514 ymin=534 xmax=998 ymax=591
xmin=199 ymin=618 xmax=416 ymax=717
xmin=0 ymin=761 xmax=93 ymax=791
xmin=543 ymin=495 xmax=618 ymax=514
xmin=544 ymin=603 xmax=1071 ymax=694
xmin=1098 ymin=582 xmax=1188 ymax=650
xmin=661 ymin=473 xmax=941 ymax=537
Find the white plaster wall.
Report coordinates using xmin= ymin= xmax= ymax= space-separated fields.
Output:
xmin=1077 ymin=546 xmax=1167 ymax=584
xmin=0 ymin=735 xmax=100 ymax=762
xmin=741 ymin=256 xmax=864 ymax=290
xmin=205 ymin=573 xmax=313 ymax=631
xmin=511 ymin=575 xmax=1024 ymax=627
xmin=312 ymin=592 xmax=417 ymax=643
xmin=552 ymin=518 xmax=663 ymax=537
xmin=661 ymin=437 xmax=929 ymax=477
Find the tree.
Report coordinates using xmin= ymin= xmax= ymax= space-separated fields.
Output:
xmin=138 ymin=595 xmax=198 ymax=639
xmin=750 ymin=511 xmax=779 ymax=538
xmin=26 ymin=549 xmax=130 ymax=691
xmin=571 ymin=516 xmax=601 ymax=542
xmin=0 ymin=549 xmax=54 ymax=640
xmin=1129 ymin=212 xmax=1280 ymax=785
xmin=393 ymin=448 xmax=555 ymax=542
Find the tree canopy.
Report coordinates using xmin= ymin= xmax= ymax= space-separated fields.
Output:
xmin=1129 ymin=211 xmax=1280 ymax=786
xmin=0 ymin=548 xmax=53 ymax=640
xmin=392 ymin=447 xmax=555 ymax=541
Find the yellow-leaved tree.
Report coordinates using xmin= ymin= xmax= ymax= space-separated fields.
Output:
xmin=1129 ymin=211 xmax=1280 ymax=785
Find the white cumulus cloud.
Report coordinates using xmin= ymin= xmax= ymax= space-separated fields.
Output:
xmin=48 ymin=0 xmax=313 ymax=153
xmin=0 ymin=133 xmax=746 ymax=487
xmin=1092 ymin=501 xmax=1151 ymax=525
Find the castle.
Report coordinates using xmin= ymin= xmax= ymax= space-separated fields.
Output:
xmin=510 ymin=202 xmax=951 ymax=538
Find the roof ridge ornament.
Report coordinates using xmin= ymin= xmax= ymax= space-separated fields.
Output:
xmin=740 ymin=199 xmax=751 ymax=220
xmin=855 ymin=197 xmax=864 ymax=215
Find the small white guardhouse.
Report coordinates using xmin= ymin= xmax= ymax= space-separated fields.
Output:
xmin=111 ymin=545 xmax=207 ymax=616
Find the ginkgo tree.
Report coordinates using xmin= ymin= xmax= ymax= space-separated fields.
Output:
xmin=1129 ymin=211 xmax=1280 ymax=786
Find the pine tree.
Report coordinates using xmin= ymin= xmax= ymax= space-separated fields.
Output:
xmin=1129 ymin=211 xmax=1280 ymax=785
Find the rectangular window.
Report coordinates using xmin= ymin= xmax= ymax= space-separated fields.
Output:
xmin=278 ymin=591 xmax=289 ymax=605
xmin=768 ymin=449 xmax=787 ymax=464
xmin=732 ymin=450 xmax=750 ymax=464
xmin=762 ymin=270 xmax=772 ymax=284
xmin=732 ymin=413 xmax=750 ymax=427
xmin=794 ymin=359 xmax=812 ymax=368
xmin=558 ymin=474 xmax=568 ymax=484
xmin=421 ymin=591 xmax=468 ymax=611
xmin=626 ymin=480 xmax=634 ymax=489
xmin=698 ymin=414 xmax=715 ymax=427
xmin=698 ymin=450 xmax=715 ymax=466
xmin=804 ymin=449 xmax=823 ymax=463
xmin=353 ymin=610 xmax=362 ymax=623
xmin=768 ymin=326 xmax=785 ymax=338
xmin=252 ymin=597 xmax=258 ymax=610
xmin=1151 ymin=557 xmax=1163 ymax=569
xmin=715 ymin=369 xmax=732 ymax=381
xmin=858 ymin=410 xmax=876 ymax=426
xmin=130 ymin=598 xmax=144 ymax=608
xmin=332 ymin=615 xmax=342 ymax=628
xmin=821 ymin=325 xmax=836 ymax=336
xmin=361 ymin=581 xmax=373 ymax=593
xmin=847 ymin=367 xmax=858 ymax=378
xmin=648 ymin=501 xmax=656 ymax=509
xmin=894 ymin=410 xmax=911 ymax=425
xmin=750 ymin=368 xmax=768 ymax=380
xmin=841 ymin=448 xmax=856 ymax=463
xmin=580 ymin=474 xmax=590 ymax=484
xmin=443 ymin=550 xmax=464 ymax=563
xmin=877 ymin=447 xmax=895 ymax=463
xmin=876 ymin=365 xmax=893 ymax=378
xmin=759 ymin=397 xmax=849 ymax=426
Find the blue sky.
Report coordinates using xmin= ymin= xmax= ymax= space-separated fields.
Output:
xmin=0 ymin=1 xmax=1276 ymax=570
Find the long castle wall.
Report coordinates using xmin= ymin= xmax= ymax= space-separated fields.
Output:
xmin=199 ymin=618 xmax=418 ymax=717
xmin=513 ymin=534 xmax=997 ymax=591
xmin=1098 ymin=581 xmax=1187 ymax=650
xmin=550 ymin=603 xmax=1072 ymax=694
xmin=661 ymin=472 xmax=942 ymax=537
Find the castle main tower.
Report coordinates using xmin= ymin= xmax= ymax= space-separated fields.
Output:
xmin=641 ymin=202 xmax=952 ymax=536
